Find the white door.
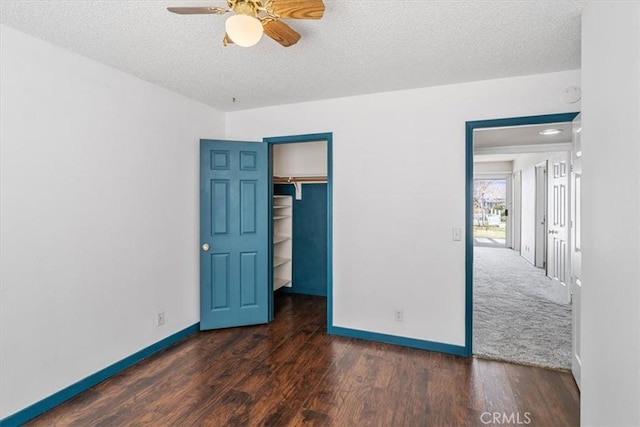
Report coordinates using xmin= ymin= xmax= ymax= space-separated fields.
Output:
xmin=505 ymin=177 xmax=513 ymax=248
xmin=512 ymin=171 xmax=522 ymax=252
xmin=570 ymin=114 xmax=582 ymax=388
xmin=546 ymin=152 xmax=571 ymax=303
xmin=534 ymin=163 xmax=547 ymax=268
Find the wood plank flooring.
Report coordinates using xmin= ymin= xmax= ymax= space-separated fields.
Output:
xmin=26 ymin=294 xmax=579 ymax=426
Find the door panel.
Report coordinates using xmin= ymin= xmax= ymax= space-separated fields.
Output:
xmin=211 ymin=254 xmax=230 ymax=309
xmin=200 ymin=140 xmax=269 ymax=330
xmin=512 ymin=171 xmax=522 ymax=252
xmin=212 ymin=180 xmax=229 ymax=233
xmin=534 ymin=164 xmax=547 ymax=268
xmin=547 ymin=152 xmax=570 ymax=303
xmin=240 ymin=180 xmax=258 ymax=233
xmin=570 ymin=114 xmax=582 ymax=388
xmin=240 ymin=252 xmax=258 ymax=306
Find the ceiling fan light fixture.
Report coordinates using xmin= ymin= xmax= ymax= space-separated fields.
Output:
xmin=225 ymin=14 xmax=263 ymax=47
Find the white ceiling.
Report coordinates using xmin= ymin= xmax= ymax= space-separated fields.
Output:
xmin=474 ymin=122 xmax=573 ymax=148
xmin=473 ymin=122 xmax=574 ymax=163
xmin=0 ymin=0 xmax=586 ymax=112
xmin=473 ymin=154 xmax=517 ymax=163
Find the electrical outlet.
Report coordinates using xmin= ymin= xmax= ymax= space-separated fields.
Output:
xmin=394 ymin=309 xmax=403 ymax=322
xmin=157 ymin=312 xmax=165 ymax=326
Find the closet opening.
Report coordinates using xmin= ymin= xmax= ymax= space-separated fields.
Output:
xmin=265 ymin=134 xmax=332 ymax=326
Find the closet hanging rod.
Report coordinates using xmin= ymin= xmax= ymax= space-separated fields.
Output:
xmin=273 ymin=176 xmax=327 ymax=183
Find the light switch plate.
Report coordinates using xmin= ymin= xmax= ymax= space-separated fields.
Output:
xmin=452 ymin=228 xmax=462 ymax=241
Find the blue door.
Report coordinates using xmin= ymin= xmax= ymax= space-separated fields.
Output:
xmin=200 ymin=140 xmax=269 ymax=329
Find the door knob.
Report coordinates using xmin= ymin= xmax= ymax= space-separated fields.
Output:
xmin=202 ymin=243 xmax=210 ymax=251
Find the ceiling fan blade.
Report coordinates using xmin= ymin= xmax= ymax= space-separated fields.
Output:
xmin=167 ymin=7 xmax=229 ymax=15
xmin=270 ymin=0 xmax=324 ymax=19
xmin=263 ymin=20 xmax=301 ymax=47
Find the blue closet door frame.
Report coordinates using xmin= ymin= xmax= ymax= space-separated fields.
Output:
xmin=465 ymin=112 xmax=579 ymax=356
xmin=263 ymin=133 xmax=333 ymax=332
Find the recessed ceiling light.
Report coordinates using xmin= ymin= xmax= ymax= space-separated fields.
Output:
xmin=539 ymin=128 xmax=564 ymax=136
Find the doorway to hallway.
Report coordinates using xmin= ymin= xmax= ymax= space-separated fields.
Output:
xmin=465 ymin=112 xmax=580 ymax=374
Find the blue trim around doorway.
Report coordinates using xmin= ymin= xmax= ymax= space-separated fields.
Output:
xmin=263 ymin=133 xmax=334 ymax=333
xmin=465 ymin=112 xmax=579 ymax=356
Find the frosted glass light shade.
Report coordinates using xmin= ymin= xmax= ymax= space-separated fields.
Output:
xmin=225 ymin=14 xmax=264 ymax=47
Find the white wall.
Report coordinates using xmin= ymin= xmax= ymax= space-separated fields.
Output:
xmin=226 ymin=70 xmax=581 ymax=346
xmin=0 ymin=25 xmax=225 ymax=418
xmin=473 ymin=161 xmax=513 ymax=175
xmin=581 ymin=2 xmax=640 ymax=426
xmin=273 ymin=141 xmax=327 ymax=177
xmin=513 ymin=152 xmax=566 ymax=265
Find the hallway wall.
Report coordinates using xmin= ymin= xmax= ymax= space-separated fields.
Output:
xmin=513 ymin=152 xmax=566 ymax=265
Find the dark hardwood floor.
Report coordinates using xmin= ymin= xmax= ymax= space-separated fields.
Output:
xmin=26 ymin=293 xmax=579 ymax=426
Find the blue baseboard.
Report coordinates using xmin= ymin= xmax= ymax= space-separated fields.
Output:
xmin=331 ymin=326 xmax=469 ymax=357
xmin=0 ymin=323 xmax=200 ymax=427
xmin=279 ymin=286 xmax=327 ymax=297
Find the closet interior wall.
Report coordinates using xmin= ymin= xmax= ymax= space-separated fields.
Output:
xmin=272 ymin=142 xmax=328 ymax=297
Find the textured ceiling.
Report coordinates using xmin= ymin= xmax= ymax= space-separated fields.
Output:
xmin=0 ymin=0 xmax=586 ymax=112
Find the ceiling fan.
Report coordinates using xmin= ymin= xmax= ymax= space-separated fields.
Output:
xmin=167 ymin=0 xmax=325 ymax=47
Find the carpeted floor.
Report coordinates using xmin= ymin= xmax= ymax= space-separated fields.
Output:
xmin=473 ymin=246 xmax=572 ymax=370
